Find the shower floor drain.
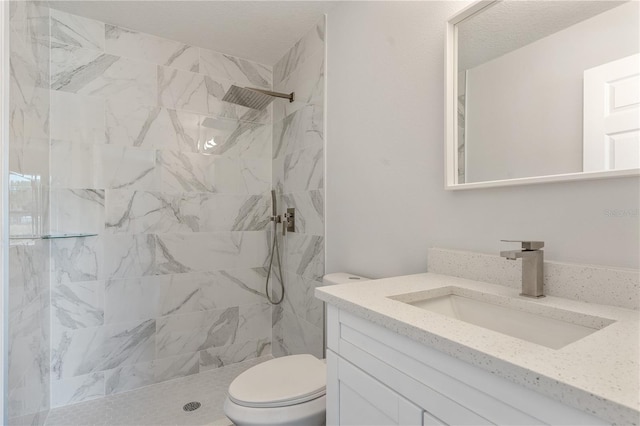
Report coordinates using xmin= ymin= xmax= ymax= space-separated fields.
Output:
xmin=183 ymin=401 xmax=201 ymax=412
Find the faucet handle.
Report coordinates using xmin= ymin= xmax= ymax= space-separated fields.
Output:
xmin=501 ymin=240 xmax=544 ymax=250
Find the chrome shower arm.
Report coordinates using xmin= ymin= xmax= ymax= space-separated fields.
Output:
xmin=247 ymin=88 xmax=294 ymax=103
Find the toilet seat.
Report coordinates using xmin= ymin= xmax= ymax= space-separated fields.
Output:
xmin=228 ymin=354 xmax=326 ymax=408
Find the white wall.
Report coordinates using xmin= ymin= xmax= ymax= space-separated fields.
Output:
xmin=326 ymin=1 xmax=640 ymax=279
xmin=465 ymin=2 xmax=639 ymax=182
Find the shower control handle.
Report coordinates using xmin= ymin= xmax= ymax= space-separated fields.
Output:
xmin=283 ymin=209 xmax=295 ymax=235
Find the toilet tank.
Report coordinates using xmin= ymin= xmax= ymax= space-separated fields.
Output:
xmin=323 ymin=273 xmax=370 ymax=286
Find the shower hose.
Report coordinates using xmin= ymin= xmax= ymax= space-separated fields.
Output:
xmin=265 ymin=191 xmax=285 ymax=305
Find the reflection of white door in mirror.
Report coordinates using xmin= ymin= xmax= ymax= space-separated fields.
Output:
xmin=584 ymin=54 xmax=640 ymax=172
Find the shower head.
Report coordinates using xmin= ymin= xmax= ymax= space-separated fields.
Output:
xmin=222 ymin=85 xmax=294 ymax=110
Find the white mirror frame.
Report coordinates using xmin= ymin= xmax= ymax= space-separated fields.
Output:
xmin=444 ymin=0 xmax=640 ymax=191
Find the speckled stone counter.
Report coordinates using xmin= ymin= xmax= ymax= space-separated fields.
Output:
xmin=316 ymin=273 xmax=640 ymax=425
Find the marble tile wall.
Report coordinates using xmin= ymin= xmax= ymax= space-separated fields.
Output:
xmin=271 ymin=17 xmax=326 ymax=359
xmin=47 ymin=10 xmax=273 ymax=408
xmin=8 ymin=1 xmax=51 ymax=424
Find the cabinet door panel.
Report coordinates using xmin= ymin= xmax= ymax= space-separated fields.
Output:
xmin=423 ymin=410 xmax=447 ymax=426
xmin=339 ymin=383 xmax=397 ymax=426
xmin=337 ymin=357 xmax=423 ymax=425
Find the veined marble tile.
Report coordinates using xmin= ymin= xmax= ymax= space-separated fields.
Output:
xmin=156 ymin=150 xmax=215 ymax=193
xmin=51 ymin=236 xmax=101 ymax=285
xmin=156 ymin=273 xmax=202 ymax=317
xmin=236 ymin=302 xmax=271 ymax=343
xmin=272 ymin=104 xmax=323 ymax=159
xmin=156 ymin=307 xmax=239 ymax=358
xmin=8 ymin=137 xmax=49 ymax=186
xmin=199 ymin=268 xmax=269 ymax=311
xmin=281 ymin=272 xmax=324 ymax=329
xmin=8 ymin=378 xmax=49 ymax=421
xmin=50 ymin=141 xmax=97 ymax=189
xmin=273 ymin=16 xmax=325 ymax=85
xmin=9 ymin=86 xmax=49 ymax=142
xmin=52 ymin=281 xmax=104 ymax=330
xmin=158 ymin=66 xmax=207 ymax=113
xmin=199 ymin=338 xmax=270 ymax=372
xmin=282 ymin=145 xmax=323 ymax=193
xmin=213 ymin=157 xmax=271 ymax=195
xmin=99 ymin=319 xmax=156 ymax=371
xmin=106 ymin=25 xmax=199 ymax=72
xmin=8 ymin=240 xmax=48 ymax=316
xmin=50 ymin=91 xmax=106 ymax=145
xmin=105 ymin=190 xmax=201 ymax=234
xmin=104 ymin=351 xmax=199 ymax=395
xmin=104 ymin=277 xmax=159 ymax=324
xmin=8 ymin=409 xmax=49 ymax=426
xmin=282 ymin=190 xmax=323 ymax=236
xmin=199 ymin=49 xmax=271 ymax=89
xmin=98 ymin=145 xmax=160 ymax=191
xmin=283 ymin=233 xmax=324 ymax=281
xmin=8 ymin=293 xmax=48 ymax=392
xmin=51 ymin=9 xmax=105 ymax=51
xmin=226 ymin=194 xmax=271 ymax=231
xmin=7 ymin=171 xmax=48 ymax=238
xmin=199 ymin=116 xmax=271 ymax=158
xmin=50 ymin=325 xmax=103 ymax=380
xmin=50 ymin=372 xmax=105 ymax=408
xmin=50 ymin=189 xmax=105 ymax=235
xmin=200 ymin=193 xmax=271 ymax=232
xmin=103 ymin=234 xmax=156 ymax=279
xmin=276 ymin=307 xmax=322 ymax=359
xmin=154 ymin=269 xmax=268 ymax=318
xmin=106 ymin=100 xmax=199 ymax=151
xmin=153 ymin=351 xmax=200 ymax=383
xmin=51 ymin=43 xmax=157 ymax=105
xmin=273 ymin=48 xmax=324 ymax=123
xmin=53 ymin=143 xmax=158 ymax=191
xmin=10 ymin=16 xmax=49 ymax=92
xmin=51 ymin=319 xmax=156 ymax=379
xmin=104 ymin=359 xmax=154 ymax=395
xmin=155 ymin=232 xmax=269 ymax=275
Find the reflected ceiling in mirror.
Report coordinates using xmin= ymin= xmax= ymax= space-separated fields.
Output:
xmin=446 ymin=0 xmax=640 ymax=189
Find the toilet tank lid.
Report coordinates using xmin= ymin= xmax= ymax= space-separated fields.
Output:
xmin=322 ymin=272 xmax=370 ymax=285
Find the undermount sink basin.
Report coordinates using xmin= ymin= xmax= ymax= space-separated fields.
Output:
xmin=390 ymin=287 xmax=615 ymax=349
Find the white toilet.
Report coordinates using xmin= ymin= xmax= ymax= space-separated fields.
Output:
xmin=223 ymin=273 xmax=370 ymax=426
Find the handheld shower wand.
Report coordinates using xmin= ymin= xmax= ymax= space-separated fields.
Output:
xmin=265 ymin=190 xmax=285 ymax=305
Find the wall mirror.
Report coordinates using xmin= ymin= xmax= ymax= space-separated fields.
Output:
xmin=445 ymin=0 xmax=640 ymax=190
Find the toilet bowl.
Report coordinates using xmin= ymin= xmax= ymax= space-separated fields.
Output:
xmin=223 ymin=354 xmax=327 ymax=426
xmin=223 ymin=273 xmax=370 ymax=426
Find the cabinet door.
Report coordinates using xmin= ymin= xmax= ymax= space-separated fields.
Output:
xmin=336 ymin=355 xmax=423 ymax=426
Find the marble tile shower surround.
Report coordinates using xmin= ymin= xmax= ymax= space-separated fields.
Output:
xmin=45 ymin=9 xmax=277 ymax=409
xmin=8 ymin=1 xmax=52 ymax=423
xmin=271 ymin=17 xmax=326 ymax=360
xmin=427 ymin=248 xmax=640 ymax=310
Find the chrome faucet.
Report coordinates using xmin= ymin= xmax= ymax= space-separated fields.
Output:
xmin=500 ymin=240 xmax=545 ymax=298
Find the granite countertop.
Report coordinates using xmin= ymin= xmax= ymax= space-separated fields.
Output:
xmin=315 ymin=273 xmax=640 ymax=425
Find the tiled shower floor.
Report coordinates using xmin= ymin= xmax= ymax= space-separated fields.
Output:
xmin=45 ymin=356 xmax=272 ymax=426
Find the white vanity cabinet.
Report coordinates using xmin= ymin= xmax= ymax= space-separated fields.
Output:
xmin=325 ymin=305 xmax=609 ymax=426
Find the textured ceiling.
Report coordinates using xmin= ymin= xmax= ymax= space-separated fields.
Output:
xmin=458 ymin=1 xmax=628 ymax=71
xmin=48 ymin=1 xmax=338 ymax=65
